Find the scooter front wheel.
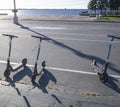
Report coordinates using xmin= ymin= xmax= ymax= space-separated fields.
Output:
xmin=4 ymin=70 xmax=10 ymax=78
xmin=99 ymin=73 xmax=108 ymax=83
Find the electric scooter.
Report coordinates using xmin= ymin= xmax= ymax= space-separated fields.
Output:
xmin=3 ymin=34 xmax=27 ymax=78
xmin=31 ymin=35 xmax=46 ymax=83
xmin=91 ymin=35 xmax=120 ymax=83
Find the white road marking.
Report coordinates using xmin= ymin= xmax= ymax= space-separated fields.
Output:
xmin=0 ymin=60 xmax=34 ymax=67
xmin=46 ymin=67 xmax=120 ymax=79
xmin=16 ymin=36 xmax=120 ymax=43
xmin=42 ymin=32 xmax=105 ymax=37
xmin=47 ymin=37 xmax=120 ymax=43
xmin=109 ymin=75 xmax=120 ymax=78
xmin=0 ymin=60 xmax=120 ymax=79
xmin=31 ymin=26 xmax=68 ymax=30
xmin=46 ymin=66 xmax=97 ymax=75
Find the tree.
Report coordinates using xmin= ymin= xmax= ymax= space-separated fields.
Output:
xmin=88 ymin=0 xmax=120 ymax=15
xmin=88 ymin=0 xmax=97 ymax=14
xmin=101 ymin=0 xmax=108 ymax=15
xmin=88 ymin=0 xmax=96 ymax=10
xmin=108 ymin=0 xmax=120 ymax=15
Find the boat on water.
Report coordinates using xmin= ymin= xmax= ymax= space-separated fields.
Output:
xmin=0 ymin=13 xmax=8 ymax=15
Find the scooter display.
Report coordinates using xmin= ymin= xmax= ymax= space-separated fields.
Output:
xmin=3 ymin=34 xmax=27 ymax=78
xmin=91 ymin=35 xmax=120 ymax=83
xmin=31 ymin=35 xmax=46 ymax=83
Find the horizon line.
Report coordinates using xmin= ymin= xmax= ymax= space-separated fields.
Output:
xmin=0 ymin=8 xmax=88 ymax=10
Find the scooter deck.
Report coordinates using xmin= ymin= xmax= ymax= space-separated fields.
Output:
xmin=12 ymin=62 xmax=24 ymax=71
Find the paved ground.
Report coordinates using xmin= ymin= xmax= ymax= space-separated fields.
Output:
xmin=0 ymin=15 xmax=96 ymax=21
xmin=0 ymin=17 xmax=120 ymax=107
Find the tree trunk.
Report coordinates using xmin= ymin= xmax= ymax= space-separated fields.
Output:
xmin=117 ymin=8 xmax=118 ymax=16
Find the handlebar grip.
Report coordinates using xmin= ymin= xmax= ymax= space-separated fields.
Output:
xmin=107 ymin=35 xmax=120 ymax=40
xmin=31 ymin=35 xmax=42 ymax=39
xmin=2 ymin=34 xmax=18 ymax=38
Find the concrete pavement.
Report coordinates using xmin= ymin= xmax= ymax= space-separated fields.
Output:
xmin=0 ymin=18 xmax=120 ymax=107
xmin=0 ymin=15 xmax=96 ymax=22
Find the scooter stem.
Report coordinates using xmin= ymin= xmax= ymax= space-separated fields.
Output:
xmin=106 ymin=35 xmax=120 ymax=61
xmin=8 ymin=37 xmax=12 ymax=59
xmin=2 ymin=34 xmax=18 ymax=59
xmin=31 ymin=35 xmax=45 ymax=63
xmin=106 ymin=42 xmax=112 ymax=61
xmin=36 ymin=43 xmax=41 ymax=63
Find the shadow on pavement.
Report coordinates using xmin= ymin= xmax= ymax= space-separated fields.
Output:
xmin=5 ymin=77 xmax=31 ymax=107
xmin=23 ymin=96 xmax=31 ymax=107
xmin=15 ymin=22 xmax=120 ymax=94
xmin=38 ymin=68 xmax=57 ymax=93
xmin=105 ymin=76 xmax=120 ymax=94
xmin=16 ymin=22 xmax=120 ymax=75
xmin=13 ymin=66 xmax=32 ymax=82
xmin=32 ymin=68 xmax=63 ymax=105
xmin=33 ymin=68 xmax=57 ymax=93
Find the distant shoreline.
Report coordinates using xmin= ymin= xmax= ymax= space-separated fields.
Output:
xmin=0 ymin=9 xmax=89 ymax=16
xmin=0 ymin=8 xmax=87 ymax=10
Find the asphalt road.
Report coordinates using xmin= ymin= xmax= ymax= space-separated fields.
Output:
xmin=0 ymin=19 xmax=120 ymax=107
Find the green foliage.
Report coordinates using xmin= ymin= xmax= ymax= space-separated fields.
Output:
xmin=88 ymin=0 xmax=96 ymax=10
xmin=109 ymin=0 xmax=120 ymax=10
xmin=95 ymin=16 xmax=120 ymax=22
xmin=88 ymin=0 xmax=120 ymax=15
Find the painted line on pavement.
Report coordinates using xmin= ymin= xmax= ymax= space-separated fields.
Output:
xmin=0 ymin=60 xmax=120 ymax=79
xmin=41 ymin=32 xmax=106 ymax=37
xmin=0 ymin=60 xmax=34 ymax=67
xmin=17 ymin=36 xmax=120 ymax=43
xmin=48 ymin=37 xmax=120 ymax=43
xmin=31 ymin=26 xmax=68 ymax=30
xmin=46 ymin=66 xmax=97 ymax=75
xmin=46 ymin=67 xmax=120 ymax=79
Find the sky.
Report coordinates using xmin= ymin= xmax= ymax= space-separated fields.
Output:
xmin=0 ymin=0 xmax=90 ymax=9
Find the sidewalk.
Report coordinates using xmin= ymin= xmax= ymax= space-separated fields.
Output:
xmin=0 ymin=79 xmax=118 ymax=107
xmin=0 ymin=15 xmax=96 ymax=22
xmin=0 ymin=80 xmax=56 ymax=107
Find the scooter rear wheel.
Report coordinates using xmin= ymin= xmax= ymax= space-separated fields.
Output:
xmin=99 ymin=73 xmax=108 ymax=83
xmin=31 ymin=75 xmax=36 ymax=83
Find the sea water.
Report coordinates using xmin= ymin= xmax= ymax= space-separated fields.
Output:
xmin=1 ymin=9 xmax=120 ymax=16
xmin=0 ymin=9 xmax=89 ymax=16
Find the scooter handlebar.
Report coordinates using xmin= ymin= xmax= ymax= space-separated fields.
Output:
xmin=31 ymin=35 xmax=48 ymax=40
xmin=107 ymin=35 xmax=120 ymax=40
xmin=2 ymin=34 xmax=18 ymax=38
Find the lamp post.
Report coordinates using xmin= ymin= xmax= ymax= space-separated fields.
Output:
xmin=12 ymin=0 xmax=18 ymax=24
xmin=96 ymin=0 xmax=101 ymax=19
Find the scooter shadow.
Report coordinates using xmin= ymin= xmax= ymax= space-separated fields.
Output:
xmin=16 ymin=22 xmax=120 ymax=75
xmin=13 ymin=66 xmax=32 ymax=82
xmin=33 ymin=68 xmax=57 ymax=93
xmin=105 ymin=76 xmax=120 ymax=93
xmin=4 ymin=77 xmax=31 ymax=107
